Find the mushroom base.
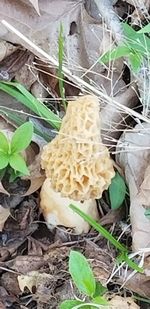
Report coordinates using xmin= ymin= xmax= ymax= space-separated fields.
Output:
xmin=40 ymin=178 xmax=99 ymax=234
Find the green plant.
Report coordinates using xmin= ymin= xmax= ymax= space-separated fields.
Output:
xmin=69 ymin=204 xmax=143 ymax=273
xmin=0 ymin=81 xmax=62 ymax=141
xmin=58 ymin=23 xmax=66 ymax=110
xmin=0 ymin=122 xmax=33 ymax=181
xmin=109 ymin=172 xmax=126 ymax=210
xmin=100 ymin=22 xmax=150 ymax=73
xmin=60 ymin=250 xmax=108 ymax=309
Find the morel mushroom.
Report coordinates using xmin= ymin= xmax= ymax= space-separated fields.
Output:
xmin=41 ymin=95 xmax=114 ymax=200
xmin=40 ymin=95 xmax=114 ymax=233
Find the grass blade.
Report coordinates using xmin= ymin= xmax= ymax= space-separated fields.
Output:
xmin=69 ymin=204 xmax=143 ymax=273
xmin=58 ymin=23 xmax=66 ymax=110
xmin=0 ymin=81 xmax=61 ymax=130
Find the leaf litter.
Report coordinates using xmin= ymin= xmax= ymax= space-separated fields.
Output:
xmin=0 ymin=1 xmax=149 ymax=308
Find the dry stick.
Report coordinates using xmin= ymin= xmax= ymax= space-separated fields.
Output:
xmin=1 ymin=20 xmax=150 ymax=125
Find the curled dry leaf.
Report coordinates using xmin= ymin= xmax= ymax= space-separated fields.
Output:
xmin=116 ymin=123 xmax=150 ymax=251
xmin=0 ymin=205 xmax=10 ymax=231
xmin=27 ymin=0 xmax=40 ymax=15
xmin=0 ymin=41 xmax=18 ymax=62
xmin=18 ymin=271 xmax=53 ymax=294
xmin=109 ymin=295 xmax=139 ymax=309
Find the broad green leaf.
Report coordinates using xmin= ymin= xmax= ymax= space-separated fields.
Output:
xmin=59 ymin=300 xmax=83 ymax=309
xmin=69 ymin=251 xmax=96 ymax=297
xmin=93 ymin=282 xmax=107 ymax=297
xmin=0 ymin=132 xmax=9 ymax=153
xmin=9 ymin=169 xmax=23 ymax=182
xmin=92 ymin=296 xmax=109 ymax=305
xmin=138 ymin=23 xmax=150 ymax=34
xmin=129 ymin=52 xmax=142 ymax=72
xmin=9 ymin=153 xmax=29 ymax=175
xmin=100 ymin=45 xmax=131 ymax=64
xmin=0 ymin=152 xmax=9 ymax=169
xmin=109 ymin=172 xmax=126 ymax=210
xmin=11 ymin=122 xmax=33 ymax=153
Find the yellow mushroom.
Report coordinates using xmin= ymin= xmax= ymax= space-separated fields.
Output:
xmin=40 ymin=95 xmax=114 ymax=233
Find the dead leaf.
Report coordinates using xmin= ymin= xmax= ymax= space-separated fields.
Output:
xmin=28 ymin=0 xmax=40 ymax=15
xmin=118 ymin=256 xmax=150 ymax=299
xmin=18 ymin=270 xmax=38 ymax=293
xmin=0 ymin=41 xmax=18 ymax=62
xmin=0 ymin=206 xmax=10 ymax=231
xmin=101 ymin=83 xmax=138 ymax=146
xmin=7 ymin=255 xmax=46 ymax=273
xmin=117 ymin=123 xmax=150 ymax=251
xmin=109 ymin=295 xmax=139 ymax=309
xmin=18 ymin=271 xmax=52 ymax=293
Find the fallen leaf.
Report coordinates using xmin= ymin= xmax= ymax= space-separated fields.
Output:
xmin=109 ymin=295 xmax=139 ymax=309
xmin=28 ymin=0 xmax=40 ymax=15
xmin=0 ymin=41 xmax=18 ymax=62
xmin=18 ymin=270 xmax=38 ymax=293
xmin=18 ymin=271 xmax=52 ymax=293
xmin=0 ymin=205 xmax=10 ymax=231
xmin=118 ymin=256 xmax=150 ymax=299
xmin=117 ymin=123 xmax=150 ymax=251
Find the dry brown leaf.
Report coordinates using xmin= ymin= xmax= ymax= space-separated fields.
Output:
xmin=28 ymin=0 xmax=40 ymax=15
xmin=109 ymin=295 xmax=139 ymax=309
xmin=101 ymin=84 xmax=138 ymax=146
xmin=18 ymin=271 xmax=38 ymax=293
xmin=0 ymin=206 xmax=10 ymax=231
xmin=0 ymin=41 xmax=18 ymax=62
xmin=118 ymin=256 xmax=150 ymax=298
xmin=18 ymin=271 xmax=52 ymax=293
xmin=116 ymin=123 xmax=150 ymax=251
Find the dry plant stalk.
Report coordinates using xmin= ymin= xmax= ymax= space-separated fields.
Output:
xmin=41 ymin=95 xmax=115 ymax=201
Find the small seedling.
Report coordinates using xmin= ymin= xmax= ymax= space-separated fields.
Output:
xmin=0 ymin=122 xmax=33 ymax=181
xmin=60 ymin=250 xmax=108 ymax=308
xmin=99 ymin=22 xmax=150 ymax=73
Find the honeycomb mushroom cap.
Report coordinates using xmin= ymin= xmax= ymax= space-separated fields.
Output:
xmin=41 ymin=95 xmax=115 ymax=201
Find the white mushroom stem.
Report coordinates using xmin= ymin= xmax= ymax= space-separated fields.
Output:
xmin=40 ymin=179 xmax=99 ymax=234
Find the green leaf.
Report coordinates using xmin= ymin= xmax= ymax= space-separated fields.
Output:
xmin=0 ymin=132 xmax=9 ymax=153
xmin=92 ymin=296 xmax=109 ymax=305
xmin=144 ymin=209 xmax=150 ymax=219
xmin=58 ymin=23 xmax=66 ymax=110
xmin=9 ymin=153 xmax=29 ymax=175
xmin=59 ymin=300 xmax=83 ymax=309
xmin=93 ymin=282 xmax=107 ymax=297
xmin=100 ymin=45 xmax=131 ymax=64
xmin=11 ymin=122 xmax=33 ymax=153
xmin=69 ymin=204 xmax=127 ymax=252
xmin=138 ymin=23 xmax=150 ymax=34
xmin=0 ymin=81 xmax=61 ymax=130
xmin=109 ymin=172 xmax=126 ymax=210
xmin=69 ymin=251 xmax=96 ymax=297
xmin=129 ymin=52 xmax=142 ymax=72
xmin=0 ymin=152 xmax=9 ymax=169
